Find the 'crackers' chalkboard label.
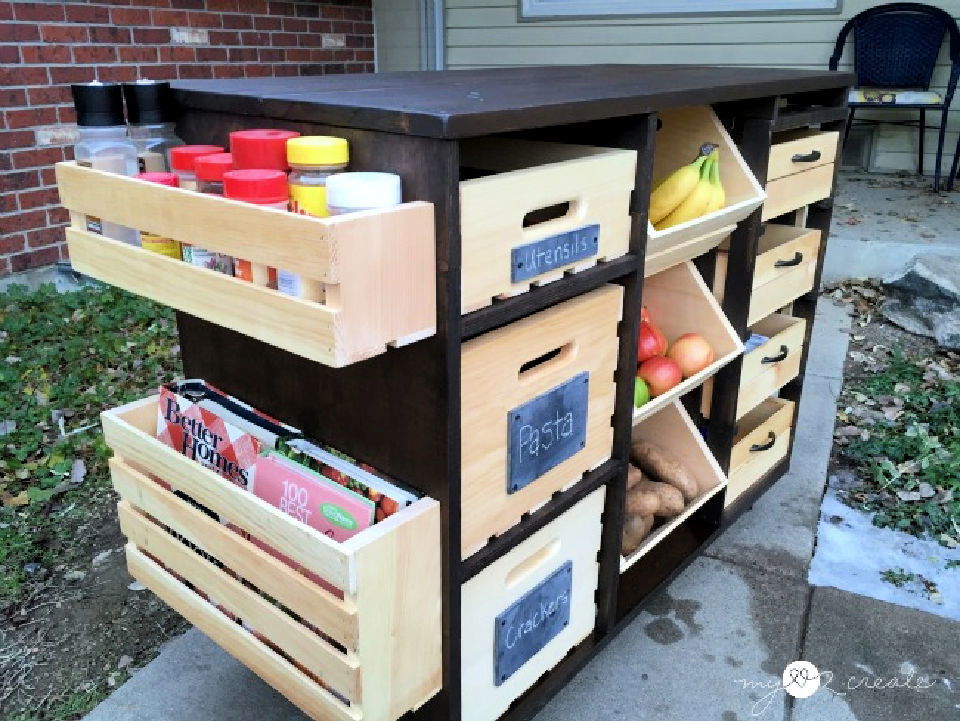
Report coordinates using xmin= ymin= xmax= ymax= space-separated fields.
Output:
xmin=494 ymin=561 xmax=572 ymax=686
xmin=507 ymin=372 xmax=588 ymax=494
xmin=511 ymin=225 xmax=599 ymax=283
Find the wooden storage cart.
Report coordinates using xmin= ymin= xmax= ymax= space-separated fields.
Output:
xmin=61 ymin=66 xmax=851 ymax=721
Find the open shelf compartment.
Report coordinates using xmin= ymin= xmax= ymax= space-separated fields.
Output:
xmin=621 ymin=400 xmax=727 ymax=573
xmin=55 ymin=162 xmax=436 ymax=368
xmin=634 ymin=260 xmax=743 ymax=424
xmin=101 ymin=395 xmax=442 ymax=721
xmin=644 ymin=106 xmax=765 ymax=277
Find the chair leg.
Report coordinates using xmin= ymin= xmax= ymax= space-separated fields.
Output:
xmin=843 ymin=106 xmax=856 ymax=147
xmin=933 ymin=107 xmax=948 ymax=193
xmin=949 ymin=122 xmax=960 ymax=192
xmin=918 ymin=108 xmax=926 ymax=177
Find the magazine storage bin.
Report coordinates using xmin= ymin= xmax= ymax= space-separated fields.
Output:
xmin=55 ymin=161 xmax=436 ymax=369
xmin=459 ymin=138 xmax=636 ymax=313
xmin=762 ymin=129 xmax=839 ymax=221
xmin=644 ymin=106 xmax=765 ymax=277
xmin=460 ymin=285 xmax=621 ymax=559
xmin=460 ymin=487 xmax=605 ymax=721
xmin=725 ymin=398 xmax=795 ymax=506
xmin=101 ymin=395 xmax=442 ymax=721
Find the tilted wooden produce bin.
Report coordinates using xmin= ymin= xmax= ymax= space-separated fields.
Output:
xmin=59 ymin=66 xmax=851 ymax=721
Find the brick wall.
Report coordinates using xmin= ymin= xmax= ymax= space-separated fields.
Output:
xmin=0 ymin=0 xmax=374 ymax=277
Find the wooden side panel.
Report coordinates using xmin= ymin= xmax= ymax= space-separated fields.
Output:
xmin=126 ymin=546 xmax=362 ymax=721
xmin=349 ymin=499 xmax=443 ymax=721
xmin=460 ymin=487 xmax=605 ymax=721
xmin=459 ymin=140 xmax=635 ymax=312
xmin=460 ymin=285 xmax=622 ymax=558
xmin=767 ymin=129 xmax=839 ymax=181
xmin=761 ymin=163 xmax=835 ymax=221
xmin=644 ymin=224 xmax=734 ymax=278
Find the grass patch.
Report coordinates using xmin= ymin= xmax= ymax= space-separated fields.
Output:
xmin=0 ymin=283 xmax=179 ymax=607
xmin=837 ymin=347 xmax=960 ymax=547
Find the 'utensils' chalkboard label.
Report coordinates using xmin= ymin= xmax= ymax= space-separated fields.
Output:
xmin=511 ymin=224 xmax=599 ymax=283
xmin=507 ymin=372 xmax=588 ymax=494
xmin=494 ymin=561 xmax=572 ymax=686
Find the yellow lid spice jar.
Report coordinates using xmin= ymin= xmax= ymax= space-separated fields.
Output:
xmin=281 ymin=136 xmax=349 ymax=301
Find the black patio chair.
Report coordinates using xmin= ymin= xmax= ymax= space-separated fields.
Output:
xmin=828 ymin=2 xmax=960 ymax=192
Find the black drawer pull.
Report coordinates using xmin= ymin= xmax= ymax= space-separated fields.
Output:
xmin=750 ymin=431 xmax=777 ymax=452
xmin=775 ymin=251 xmax=803 ymax=268
xmin=761 ymin=345 xmax=789 ymax=364
xmin=791 ymin=150 xmax=821 ymax=163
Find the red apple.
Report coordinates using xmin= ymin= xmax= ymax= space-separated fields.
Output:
xmin=638 ymin=356 xmax=683 ymax=396
xmin=637 ymin=320 xmax=667 ymax=363
xmin=667 ymin=333 xmax=716 ymax=378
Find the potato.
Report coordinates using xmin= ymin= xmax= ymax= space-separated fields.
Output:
xmin=636 ymin=478 xmax=684 ymax=517
xmin=626 ymin=464 xmax=645 ymax=490
xmin=621 ymin=514 xmax=654 ymax=556
xmin=630 ymin=437 xmax=700 ymax=502
xmin=625 ymin=484 xmax=660 ymax=517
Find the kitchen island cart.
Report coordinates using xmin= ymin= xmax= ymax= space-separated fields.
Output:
xmin=56 ymin=65 xmax=852 ymax=721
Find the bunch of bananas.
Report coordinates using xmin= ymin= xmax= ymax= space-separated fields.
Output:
xmin=650 ymin=143 xmax=725 ymax=230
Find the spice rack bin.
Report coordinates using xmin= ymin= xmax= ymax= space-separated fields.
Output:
xmin=101 ymin=395 xmax=442 ymax=721
xmin=55 ymin=161 xmax=437 ymax=369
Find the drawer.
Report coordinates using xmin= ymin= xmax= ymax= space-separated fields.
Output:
xmin=767 ymin=129 xmax=839 ymax=182
xmin=645 ymin=106 xmax=764 ymax=277
xmin=461 ymin=285 xmax=621 ymax=559
xmin=762 ymin=163 xmax=835 ymax=221
xmin=102 ymin=396 xmax=442 ymax=721
xmin=461 ymin=487 xmax=605 ymax=721
xmin=714 ymin=224 xmax=820 ymax=326
xmin=736 ymin=314 xmax=806 ymax=419
xmin=460 ymin=139 xmax=636 ymax=313
xmin=726 ymin=398 xmax=795 ymax=505
xmin=55 ymin=161 xmax=436 ymax=369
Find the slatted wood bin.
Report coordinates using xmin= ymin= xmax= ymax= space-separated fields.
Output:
xmin=461 ymin=487 xmax=606 ymax=721
xmin=621 ymin=401 xmax=726 ymax=571
xmin=54 ymin=161 xmax=437 ymax=368
xmin=725 ymin=398 xmax=796 ymax=506
xmin=461 ymin=285 xmax=621 ymax=559
xmin=459 ymin=138 xmax=636 ymax=313
xmin=644 ymin=105 xmax=765 ymax=277
xmin=701 ymin=313 xmax=806 ymax=420
xmin=715 ymin=224 xmax=821 ymax=326
xmin=635 ymin=260 xmax=743 ymax=423
xmin=101 ymin=396 xmax=443 ymax=721
xmin=762 ymin=129 xmax=839 ymax=221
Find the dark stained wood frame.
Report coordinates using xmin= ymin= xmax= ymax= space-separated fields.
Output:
xmin=168 ymin=68 xmax=852 ymax=721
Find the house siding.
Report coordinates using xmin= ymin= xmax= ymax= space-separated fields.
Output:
xmin=445 ymin=0 xmax=959 ymax=175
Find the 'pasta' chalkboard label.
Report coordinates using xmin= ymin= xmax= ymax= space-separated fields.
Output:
xmin=507 ymin=372 xmax=588 ymax=494
xmin=510 ymin=225 xmax=599 ymax=283
xmin=494 ymin=561 xmax=572 ymax=686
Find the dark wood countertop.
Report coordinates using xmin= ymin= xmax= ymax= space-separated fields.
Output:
xmin=172 ymin=65 xmax=853 ymax=139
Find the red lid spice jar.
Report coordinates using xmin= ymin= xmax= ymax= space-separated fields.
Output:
xmin=223 ymin=169 xmax=288 ymax=287
xmin=229 ymin=129 xmax=300 ymax=171
xmin=195 ymin=152 xmax=234 ymax=195
xmin=168 ymin=144 xmax=224 ymax=191
xmin=135 ymin=172 xmax=182 ymax=260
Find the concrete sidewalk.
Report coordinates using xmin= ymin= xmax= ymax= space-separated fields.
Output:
xmin=84 ymin=298 xmax=959 ymax=721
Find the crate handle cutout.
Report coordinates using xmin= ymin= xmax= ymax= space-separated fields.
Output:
xmin=505 ymin=538 xmax=562 ymax=590
xmin=761 ymin=345 xmax=790 ymax=364
xmin=522 ymin=200 xmax=574 ymax=229
xmin=750 ymin=431 xmax=777 ymax=452
xmin=517 ymin=342 xmax=577 ymax=384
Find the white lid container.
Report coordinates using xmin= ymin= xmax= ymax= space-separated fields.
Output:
xmin=326 ymin=172 xmax=402 ymax=213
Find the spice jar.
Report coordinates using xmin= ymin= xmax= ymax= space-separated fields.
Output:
xmin=122 ymin=80 xmax=184 ymax=172
xmin=135 ymin=172 xmax=182 ymax=259
xmin=223 ymin=169 xmax=287 ymax=287
xmin=326 ymin=172 xmax=402 ymax=215
xmin=229 ymin=129 xmax=300 ymax=171
xmin=185 ymin=151 xmax=235 ymax=276
xmin=169 ymin=145 xmax=224 ymax=191
xmin=195 ymin=152 xmax=234 ymax=195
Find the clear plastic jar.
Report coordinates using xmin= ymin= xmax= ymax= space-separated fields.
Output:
xmin=122 ymin=81 xmax=184 ymax=172
xmin=169 ymin=145 xmax=224 ymax=191
xmin=287 ymin=136 xmax=349 ymax=218
xmin=184 ymin=150 xmax=235 ymax=276
xmin=223 ymin=169 xmax=287 ymax=288
xmin=135 ymin=172 xmax=182 ymax=259
xmin=195 ymin=152 xmax=234 ymax=195
xmin=326 ymin=172 xmax=402 ymax=216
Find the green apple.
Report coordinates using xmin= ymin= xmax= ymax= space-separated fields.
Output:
xmin=634 ymin=377 xmax=651 ymax=408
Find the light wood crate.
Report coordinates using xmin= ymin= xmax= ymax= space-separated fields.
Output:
xmin=459 ymin=138 xmax=636 ymax=313
xmin=55 ymin=162 xmax=436 ymax=368
xmin=715 ymin=224 xmax=821 ymax=326
xmin=701 ymin=313 xmax=806 ymax=421
xmin=644 ymin=106 xmax=765 ymax=277
xmin=102 ymin=396 xmax=442 ymax=721
xmin=726 ymin=397 xmax=795 ymax=505
xmin=461 ymin=487 xmax=605 ymax=721
xmin=634 ymin=260 xmax=743 ymax=425
xmin=621 ymin=401 xmax=727 ymax=572
xmin=460 ymin=284 xmax=621 ymax=559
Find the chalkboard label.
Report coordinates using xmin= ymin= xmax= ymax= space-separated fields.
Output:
xmin=494 ymin=561 xmax=572 ymax=686
xmin=507 ymin=372 xmax=588 ymax=494
xmin=511 ymin=224 xmax=600 ymax=283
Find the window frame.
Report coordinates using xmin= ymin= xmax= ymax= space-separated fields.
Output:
xmin=519 ymin=0 xmax=843 ymax=20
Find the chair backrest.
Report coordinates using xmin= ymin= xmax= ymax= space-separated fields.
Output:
xmin=829 ymin=3 xmax=960 ymax=90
